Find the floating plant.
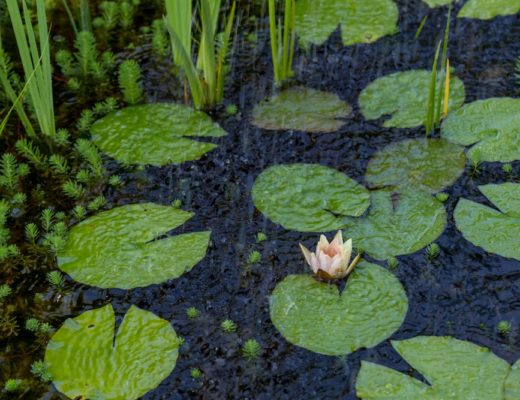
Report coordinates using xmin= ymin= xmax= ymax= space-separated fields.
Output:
xmin=270 ymin=261 xmax=407 ymax=356
xmin=344 ymin=189 xmax=446 ymax=260
xmin=295 ymin=0 xmax=399 ymax=47
xmin=458 ymin=0 xmax=520 ymax=20
xmin=252 ymin=163 xmax=370 ymax=232
xmin=90 ymin=103 xmax=227 ymax=166
xmin=441 ymin=97 xmax=520 ymax=163
xmin=45 ymin=305 xmax=180 ymax=400
xmin=251 ymin=87 xmax=352 ymax=133
xmin=454 ymin=183 xmax=520 ymax=261
xmin=359 ymin=70 xmax=465 ymax=128
xmin=365 ymin=138 xmax=465 ymax=193
xmin=356 ymin=336 xmax=519 ymax=400
xmin=58 ymin=203 xmax=210 ymax=289
xmin=506 ymin=361 xmax=520 ymax=399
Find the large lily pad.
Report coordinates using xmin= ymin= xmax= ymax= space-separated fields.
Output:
xmin=58 ymin=203 xmax=211 ymax=289
xmin=90 ymin=103 xmax=227 ymax=166
xmin=366 ymin=138 xmax=465 ymax=193
xmin=344 ymin=189 xmax=446 ymax=260
xmin=295 ymin=0 xmax=399 ymax=47
xmin=359 ymin=70 xmax=465 ymax=128
xmin=356 ymin=336 xmax=511 ymax=400
xmin=458 ymin=0 xmax=520 ymax=20
xmin=441 ymin=98 xmax=520 ymax=163
xmin=251 ymin=87 xmax=351 ymax=133
xmin=270 ymin=261 xmax=407 ymax=356
xmin=454 ymin=183 xmax=520 ymax=261
xmin=251 ymin=164 xmax=370 ymax=232
xmin=45 ymin=305 xmax=179 ymax=400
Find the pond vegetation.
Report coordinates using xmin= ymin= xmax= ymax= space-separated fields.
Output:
xmin=0 ymin=0 xmax=520 ymax=398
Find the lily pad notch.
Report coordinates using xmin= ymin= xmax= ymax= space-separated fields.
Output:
xmin=90 ymin=103 xmax=228 ymax=166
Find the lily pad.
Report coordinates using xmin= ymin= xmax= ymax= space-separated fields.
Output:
xmin=45 ymin=304 xmax=179 ymax=400
xmin=454 ymin=183 xmax=520 ymax=261
xmin=344 ymin=189 xmax=446 ymax=260
xmin=270 ymin=261 xmax=407 ymax=356
xmin=441 ymin=98 xmax=520 ymax=163
xmin=458 ymin=0 xmax=520 ymax=20
xmin=366 ymin=138 xmax=465 ymax=193
xmin=505 ymin=360 xmax=520 ymax=400
xmin=251 ymin=87 xmax=351 ymax=133
xmin=423 ymin=0 xmax=453 ymax=7
xmin=295 ymin=0 xmax=399 ymax=47
xmin=359 ymin=70 xmax=465 ymax=128
xmin=251 ymin=164 xmax=370 ymax=232
xmin=90 ymin=103 xmax=227 ymax=166
xmin=58 ymin=203 xmax=211 ymax=289
xmin=356 ymin=336 xmax=511 ymax=400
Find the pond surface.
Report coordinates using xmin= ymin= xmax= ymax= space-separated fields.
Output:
xmin=2 ymin=0 xmax=520 ymax=399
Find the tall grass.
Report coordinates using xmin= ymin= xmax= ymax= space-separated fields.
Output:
xmin=268 ymin=0 xmax=296 ymax=85
xmin=425 ymin=7 xmax=451 ymax=135
xmin=164 ymin=0 xmax=236 ymax=109
xmin=7 ymin=0 xmax=55 ymax=138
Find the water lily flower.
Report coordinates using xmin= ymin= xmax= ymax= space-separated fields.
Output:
xmin=299 ymin=231 xmax=361 ymax=281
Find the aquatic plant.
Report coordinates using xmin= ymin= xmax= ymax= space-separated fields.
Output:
xmin=497 ymin=320 xmax=512 ymax=335
xmin=171 ymin=199 xmax=182 ymax=209
xmin=6 ymin=0 xmax=55 ymax=137
xmin=164 ymin=0 xmax=237 ymax=109
xmin=268 ymin=0 xmax=296 ymax=85
xmin=151 ymin=19 xmax=169 ymax=58
xmin=436 ymin=192 xmax=449 ymax=202
xmin=31 ymin=360 xmax=52 ymax=382
xmin=25 ymin=318 xmax=40 ymax=332
xmin=4 ymin=378 xmax=22 ymax=392
xmin=47 ymin=271 xmax=65 ymax=288
xmin=186 ymin=307 xmax=200 ymax=319
xmin=225 ymin=104 xmax=238 ymax=115
xmin=387 ymin=257 xmax=399 ymax=271
xmin=300 ymin=231 xmax=361 ymax=281
xmin=247 ymin=250 xmax=261 ymax=264
xmin=503 ymin=163 xmax=513 ymax=175
xmin=118 ymin=59 xmax=143 ymax=105
xmin=0 ymin=284 xmax=12 ymax=301
xmin=426 ymin=243 xmax=440 ymax=259
xmin=256 ymin=232 xmax=267 ymax=243
xmin=221 ymin=319 xmax=237 ymax=333
xmin=242 ymin=339 xmax=261 ymax=360
xmin=190 ymin=368 xmax=203 ymax=379
xmin=108 ymin=175 xmax=122 ymax=186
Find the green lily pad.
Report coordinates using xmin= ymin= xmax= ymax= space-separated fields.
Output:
xmin=58 ymin=203 xmax=211 ymax=289
xmin=366 ymin=138 xmax=465 ymax=193
xmin=251 ymin=87 xmax=351 ymax=133
xmin=505 ymin=360 xmax=520 ymax=400
xmin=441 ymin=98 xmax=520 ymax=163
xmin=90 ymin=103 xmax=227 ymax=166
xmin=45 ymin=304 xmax=179 ymax=400
xmin=356 ymin=336 xmax=511 ymax=400
xmin=423 ymin=0 xmax=453 ymax=7
xmin=454 ymin=183 xmax=520 ymax=261
xmin=295 ymin=0 xmax=399 ymax=47
xmin=359 ymin=70 xmax=465 ymax=128
xmin=344 ymin=189 xmax=446 ymax=260
xmin=270 ymin=261 xmax=407 ymax=356
xmin=458 ymin=0 xmax=520 ymax=20
xmin=251 ymin=163 xmax=370 ymax=232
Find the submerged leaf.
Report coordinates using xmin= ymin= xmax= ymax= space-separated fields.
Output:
xmin=58 ymin=203 xmax=211 ymax=289
xmin=366 ymin=138 xmax=465 ymax=193
xmin=356 ymin=336 xmax=511 ymax=400
xmin=45 ymin=305 xmax=180 ymax=400
xmin=90 ymin=103 xmax=227 ymax=166
xmin=359 ymin=70 xmax=465 ymax=128
xmin=441 ymin=97 xmax=520 ymax=163
xmin=295 ymin=0 xmax=399 ymax=47
xmin=252 ymin=163 xmax=370 ymax=232
xmin=252 ymin=87 xmax=351 ymax=133
xmin=270 ymin=261 xmax=407 ymax=356
xmin=454 ymin=183 xmax=520 ymax=261
xmin=458 ymin=0 xmax=520 ymax=20
xmin=344 ymin=189 xmax=446 ymax=260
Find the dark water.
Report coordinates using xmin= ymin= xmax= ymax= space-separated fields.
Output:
xmin=3 ymin=0 xmax=520 ymax=398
